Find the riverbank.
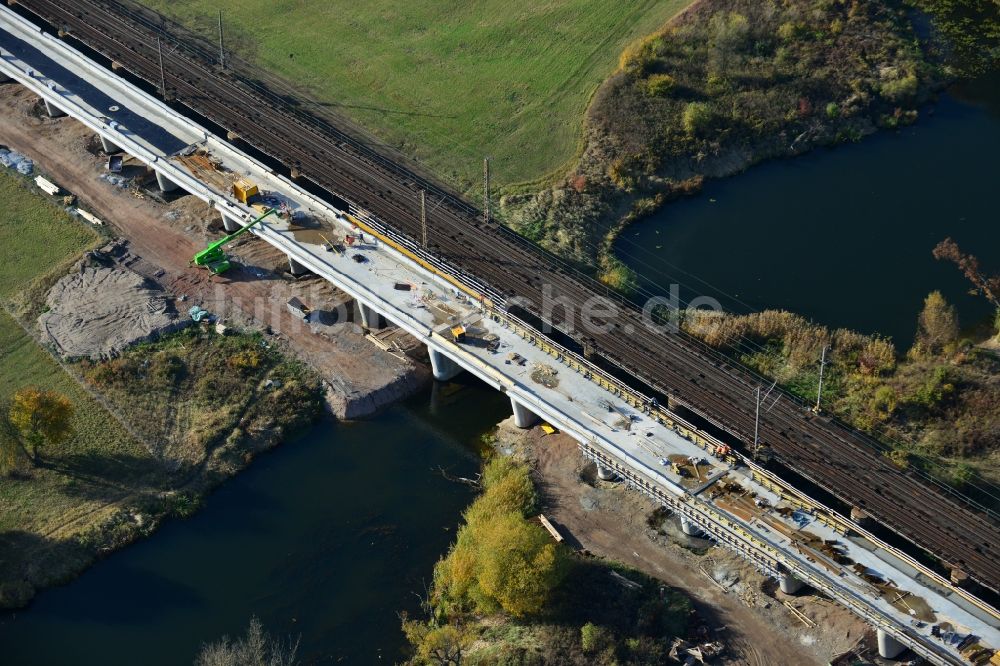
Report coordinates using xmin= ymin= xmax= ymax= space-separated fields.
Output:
xmin=502 ymin=0 xmax=944 ymax=282
xmin=487 ymin=418 xmax=870 ymax=664
xmin=0 ymin=81 xmax=436 ymax=609
xmin=0 ymin=385 xmax=512 ymax=664
xmin=400 ymin=417 xmax=870 ymax=664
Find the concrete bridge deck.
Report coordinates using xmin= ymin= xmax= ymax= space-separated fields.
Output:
xmin=0 ymin=6 xmax=997 ymax=664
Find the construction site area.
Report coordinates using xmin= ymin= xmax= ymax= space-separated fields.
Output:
xmin=0 ymin=83 xmax=429 ymax=419
xmin=2 ymin=3 xmax=1000 ymax=664
xmin=0 ymin=82 xmax=930 ymax=666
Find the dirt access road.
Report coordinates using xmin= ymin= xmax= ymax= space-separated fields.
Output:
xmin=495 ymin=420 xmax=871 ymax=665
xmin=0 ymin=83 xmax=427 ymax=417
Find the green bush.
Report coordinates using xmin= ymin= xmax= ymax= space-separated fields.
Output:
xmin=580 ymin=622 xmax=612 ymax=653
xmin=620 ymin=35 xmax=665 ymax=76
xmin=880 ymin=72 xmax=919 ymax=102
xmin=682 ymin=102 xmax=715 ymax=135
xmin=777 ymin=21 xmax=806 ymax=42
xmin=644 ymin=73 xmax=676 ymax=97
xmin=825 ymin=102 xmax=840 ymax=119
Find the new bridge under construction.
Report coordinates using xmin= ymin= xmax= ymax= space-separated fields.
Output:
xmin=2 ymin=1 xmax=999 ymax=662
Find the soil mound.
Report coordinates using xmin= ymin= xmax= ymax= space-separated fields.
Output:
xmin=39 ymin=264 xmax=188 ymax=359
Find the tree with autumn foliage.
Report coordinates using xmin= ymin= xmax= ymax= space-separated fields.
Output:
xmin=431 ymin=457 xmax=566 ymax=619
xmin=8 ymin=387 xmax=74 ymax=464
xmin=911 ymin=291 xmax=959 ymax=358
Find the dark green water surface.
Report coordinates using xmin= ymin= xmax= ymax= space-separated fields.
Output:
xmin=0 ymin=381 xmax=509 ymax=664
xmin=615 ymin=76 xmax=1000 ymax=346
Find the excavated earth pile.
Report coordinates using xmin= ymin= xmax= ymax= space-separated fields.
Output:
xmin=39 ymin=262 xmax=188 ymax=359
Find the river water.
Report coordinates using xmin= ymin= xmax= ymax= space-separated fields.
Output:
xmin=615 ymin=75 xmax=1000 ymax=347
xmin=0 ymin=380 xmax=509 ymax=664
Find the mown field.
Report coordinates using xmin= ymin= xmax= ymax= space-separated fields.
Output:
xmin=141 ymin=0 xmax=692 ymax=192
xmin=0 ymin=170 xmax=155 ymax=605
xmin=0 ymin=173 xmax=98 ymax=297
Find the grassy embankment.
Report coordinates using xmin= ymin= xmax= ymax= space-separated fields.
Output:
xmin=402 ymin=456 xmax=692 ymax=665
xmin=0 ymin=171 xmax=322 ymax=608
xmin=683 ymin=295 xmax=1000 ymax=490
xmin=140 ymin=0 xmax=692 ymax=193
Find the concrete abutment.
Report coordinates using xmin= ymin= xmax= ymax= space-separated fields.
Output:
xmin=778 ymin=572 xmax=804 ymax=595
xmin=222 ymin=215 xmax=241 ymax=233
xmin=154 ymin=170 xmax=178 ymax=193
xmin=596 ymin=464 xmax=618 ymax=482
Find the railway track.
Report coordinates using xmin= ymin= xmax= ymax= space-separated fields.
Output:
xmin=14 ymin=0 xmax=1000 ymax=594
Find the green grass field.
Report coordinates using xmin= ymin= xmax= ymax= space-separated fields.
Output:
xmin=0 ymin=174 xmax=98 ymax=298
xmin=0 ymin=170 xmax=160 ymax=605
xmin=142 ymin=0 xmax=691 ymax=191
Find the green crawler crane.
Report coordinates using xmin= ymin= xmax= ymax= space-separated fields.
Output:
xmin=192 ymin=207 xmax=277 ymax=274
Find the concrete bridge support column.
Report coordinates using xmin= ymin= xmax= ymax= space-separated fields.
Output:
xmin=154 ymin=170 xmax=178 ymax=193
xmin=222 ymin=215 xmax=241 ymax=233
xmin=0 ymin=72 xmax=11 ymax=83
xmin=876 ymin=629 xmax=906 ymax=660
xmin=287 ymin=255 xmax=310 ymax=276
xmin=99 ymin=135 xmax=121 ymax=154
xmin=680 ymin=516 xmax=702 ymax=537
xmin=429 ymin=348 xmax=461 ymax=381
xmin=43 ymin=98 xmax=65 ymax=118
xmin=596 ymin=465 xmax=618 ymax=482
xmin=358 ymin=302 xmax=385 ymax=330
xmin=510 ymin=398 xmax=539 ymax=429
xmin=778 ymin=573 xmax=804 ymax=595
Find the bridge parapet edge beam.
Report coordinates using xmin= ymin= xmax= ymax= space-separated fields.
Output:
xmin=510 ymin=397 xmax=539 ymax=429
xmin=429 ymin=348 xmax=462 ymax=381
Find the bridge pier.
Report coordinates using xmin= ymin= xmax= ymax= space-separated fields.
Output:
xmin=221 ymin=215 xmax=241 ymax=233
xmin=680 ymin=515 xmax=702 ymax=537
xmin=850 ymin=506 xmax=874 ymax=530
xmin=43 ymin=98 xmax=65 ymax=118
xmin=429 ymin=348 xmax=461 ymax=381
xmin=287 ymin=255 xmax=310 ymax=276
xmin=0 ymin=72 xmax=11 ymax=83
xmin=778 ymin=573 xmax=804 ymax=595
xmin=510 ymin=398 xmax=539 ymax=429
xmin=596 ymin=464 xmax=618 ymax=482
xmin=358 ymin=302 xmax=386 ymax=330
xmin=99 ymin=134 xmax=121 ymax=154
xmin=877 ymin=628 xmax=906 ymax=660
xmin=154 ymin=170 xmax=178 ymax=193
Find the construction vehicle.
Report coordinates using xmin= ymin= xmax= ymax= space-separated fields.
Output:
xmin=192 ymin=207 xmax=276 ymax=274
xmin=232 ymin=177 xmax=260 ymax=204
xmin=450 ymin=324 xmax=467 ymax=343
